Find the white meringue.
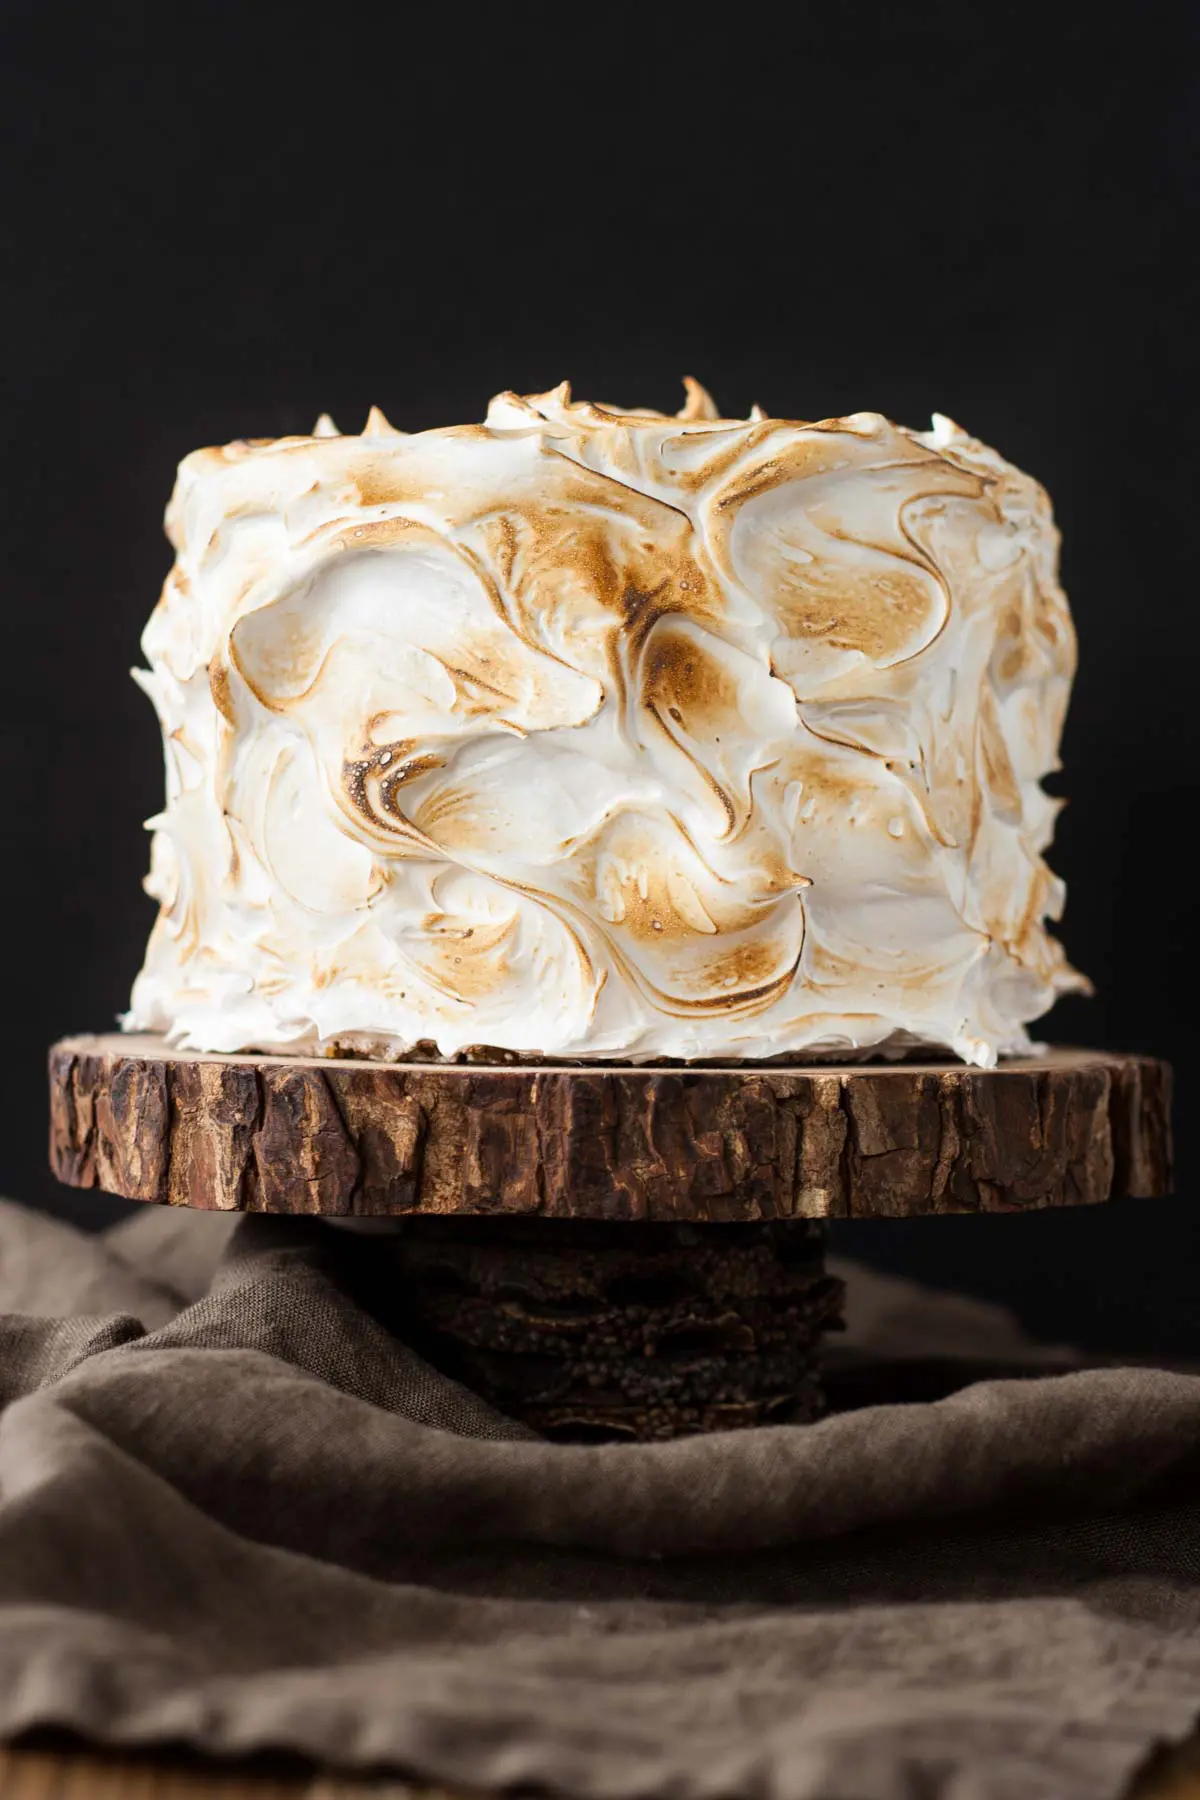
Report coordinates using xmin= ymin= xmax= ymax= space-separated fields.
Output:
xmin=127 ymin=383 xmax=1084 ymax=1066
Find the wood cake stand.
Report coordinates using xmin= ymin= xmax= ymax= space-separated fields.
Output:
xmin=49 ymin=1034 xmax=1172 ymax=1441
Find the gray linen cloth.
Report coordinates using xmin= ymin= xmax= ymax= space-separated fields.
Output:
xmin=2 ymin=1195 xmax=1199 ymax=1800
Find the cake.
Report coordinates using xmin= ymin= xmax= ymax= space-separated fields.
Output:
xmin=126 ymin=381 xmax=1085 ymax=1068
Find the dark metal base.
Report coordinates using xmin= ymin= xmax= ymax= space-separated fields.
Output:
xmin=369 ymin=1217 xmax=845 ymax=1441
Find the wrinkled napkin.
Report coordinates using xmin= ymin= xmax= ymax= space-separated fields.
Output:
xmin=2 ymin=1195 xmax=1199 ymax=1800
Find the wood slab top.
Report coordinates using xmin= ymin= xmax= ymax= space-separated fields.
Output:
xmin=49 ymin=1034 xmax=1172 ymax=1223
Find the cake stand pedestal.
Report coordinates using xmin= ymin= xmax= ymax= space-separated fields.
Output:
xmin=49 ymin=1035 xmax=1172 ymax=1440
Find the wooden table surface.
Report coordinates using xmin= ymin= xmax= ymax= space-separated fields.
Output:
xmin=2 ymin=1737 xmax=1198 ymax=1799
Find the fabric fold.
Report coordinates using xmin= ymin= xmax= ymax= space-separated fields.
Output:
xmin=2 ymin=1196 xmax=1199 ymax=1800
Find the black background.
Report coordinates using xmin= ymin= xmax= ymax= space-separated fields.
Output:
xmin=2 ymin=8 xmax=1196 ymax=1350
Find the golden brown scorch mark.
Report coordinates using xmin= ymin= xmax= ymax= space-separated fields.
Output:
xmin=632 ymin=935 xmax=805 ymax=1017
xmin=408 ymin=912 xmax=517 ymax=1003
xmin=208 ymin=661 xmax=236 ymax=724
xmin=774 ymin=563 xmax=938 ymax=662
xmin=643 ymin=628 xmax=740 ymax=727
xmin=342 ymin=744 xmax=446 ymax=840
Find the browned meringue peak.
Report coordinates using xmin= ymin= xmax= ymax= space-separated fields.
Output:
xmin=127 ymin=384 xmax=1084 ymax=1067
xmin=362 ymin=404 xmax=404 ymax=437
xmin=312 ymin=407 xmax=403 ymax=439
xmin=484 ymin=377 xmax=725 ymax=432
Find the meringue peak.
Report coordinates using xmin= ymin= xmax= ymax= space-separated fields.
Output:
xmin=678 ymin=376 xmax=720 ymax=421
xmin=362 ymin=404 xmax=403 ymax=438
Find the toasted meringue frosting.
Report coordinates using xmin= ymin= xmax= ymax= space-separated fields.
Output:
xmin=126 ymin=381 xmax=1084 ymax=1067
